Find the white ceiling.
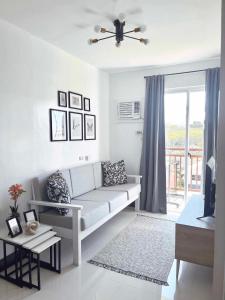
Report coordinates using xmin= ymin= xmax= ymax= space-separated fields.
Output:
xmin=0 ymin=0 xmax=221 ymax=72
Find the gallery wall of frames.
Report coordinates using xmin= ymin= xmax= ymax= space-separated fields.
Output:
xmin=49 ymin=91 xmax=96 ymax=142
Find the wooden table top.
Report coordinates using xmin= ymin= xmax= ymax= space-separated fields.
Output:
xmin=176 ymin=194 xmax=215 ymax=231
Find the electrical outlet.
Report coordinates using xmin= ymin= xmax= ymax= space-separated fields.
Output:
xmin=79 ymin=156 xmax=84 ymax=161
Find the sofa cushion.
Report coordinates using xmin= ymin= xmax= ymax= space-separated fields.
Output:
xmin=75 ymin=190 xmax=128 ymax=212
xmin=33 ymin=173 xmax=57 ymax=213
xmin=93 ymin=162 xmax=102 ymax=188
xmin=46 ymin=171 xmax=71 ymax=215
xmin=39 ymin=209 xmax=72 ymax=229
xmin=60 ymin=169 xmax=73 ymax=196
xmin=75 ymin=199 xmax=109 ymax=230
xmin=39 ymin=199 xmax=109 ymax=231
xmin=102 ymin=160 xmax=128 ymax=186
xmin=70 ymin=164 xmax=95 ymax=198
xmin=33 ymin=176 xmax=49 ymax=203
xmin=99 ymin=183 xmax=141 ymax=200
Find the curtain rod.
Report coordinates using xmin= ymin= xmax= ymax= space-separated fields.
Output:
xmin=144 ymin=69 xmax=206 ymax=79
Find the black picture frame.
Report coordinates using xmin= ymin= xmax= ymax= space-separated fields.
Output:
xmin=68 ymin=91 xmax=83 ymax=110
xmin=69 ymin=112 xmax=83 ymax=141
xmin=84 ymin=114 xmax=96 ymax=140
xmin=49 ymin=109 xmax=68 ymax=142
xmin=84 ymin=98 xmax=90 ymax=111
xmin=23 ymin=209 xmax=38 ymax=223
xmin=6 ymin=217 xmax=23 ymax=238
xmin=58 ymin=91 xmax=67 ymax=107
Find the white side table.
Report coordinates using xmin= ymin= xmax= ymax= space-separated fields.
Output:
xmin=0 ymin=224 xmax=61 ymax=290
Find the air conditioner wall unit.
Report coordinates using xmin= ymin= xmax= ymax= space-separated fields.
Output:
xmin=117 ymin=101 xmax=141 ymax=120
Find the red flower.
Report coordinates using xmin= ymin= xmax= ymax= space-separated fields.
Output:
xmin=8 ymin=184 xmax=26 ymax=201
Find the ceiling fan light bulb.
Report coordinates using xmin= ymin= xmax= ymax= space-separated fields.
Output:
xmin=88 ymin=38 xmax=98 ymax=45
xmin=94 ymin=25 xmax=101 ymax=33
xmin=118 ymin=13 xmax=125 ymax=22
xmin=139 ymin=25 xmax=146 ymax=32
xmin=100 ymin=27 xmax=107 ymax=33
xmin=115 ymin=42 xmax=121 ymax=48
xmin=140 ymin=38 xmax=149 ymax=45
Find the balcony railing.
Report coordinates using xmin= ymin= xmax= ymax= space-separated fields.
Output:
xmin=166 ymin=147 xmax=203 ymax=193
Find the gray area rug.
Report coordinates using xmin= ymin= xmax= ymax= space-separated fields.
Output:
xmin=88 ymin=215 xmax=175 ymax=285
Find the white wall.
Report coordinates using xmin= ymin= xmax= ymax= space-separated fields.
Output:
xmin=0 ymin=18 xmax=110 ymax=225
xmin=213 ymin=0 xmax=225 ymax=298
xmin=109 ymin=59 xmax=220 ymax=174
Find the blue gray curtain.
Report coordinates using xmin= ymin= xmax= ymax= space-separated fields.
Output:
xmin=140 ymin=75 xmax=167 ymax=213
xmin=204 ymin=68 xmax=220 ymax=163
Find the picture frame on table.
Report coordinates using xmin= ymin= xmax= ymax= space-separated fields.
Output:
xmin=68 ymin=91 xmax=83 ymax=110
xmin=49 ymin=109 xmax=67 ymax=142
xmin=83 ymin=97 xmax=90 ymax=111
xmin=84 ymin=114 xmax=96 ymax=140
xmin=23 ymin=209 xmax=38 ymax=223
xmin=6 ymin=217 xmax=23 ymax=238
xmin=58 ymin=91 xmax=67 ymax=107
xmin=69 ymin=112 xmax=83 ymax=141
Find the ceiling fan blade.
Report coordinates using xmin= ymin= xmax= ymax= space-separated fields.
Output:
xmin=104 ymin=13 xmax=117 ymax=22
xmin=83 ymin=7 xmax=100 ymax=16
xmin=125 ymin=7 xmax=143 ymax=16
xmin=74 ymin=23 xmax=90 ymax=29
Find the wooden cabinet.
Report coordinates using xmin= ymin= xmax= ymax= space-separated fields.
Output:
xmin=175 ymin=195 xmax=215 ymax=279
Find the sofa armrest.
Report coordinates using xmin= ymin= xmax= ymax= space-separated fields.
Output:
xmin=29 ymin=200 xmax=82 ymax=266
xmin=28 ymin=200 xmax=83 ymax=210
xmin=127 ymin=175 xmax=142 ymax=184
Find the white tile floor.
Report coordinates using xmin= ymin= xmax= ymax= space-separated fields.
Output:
xmin=0 ymin=208 xmax=213 ymax=300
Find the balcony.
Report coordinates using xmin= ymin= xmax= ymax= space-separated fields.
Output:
xmin=166 ymin=147 xmax=203 ymax=212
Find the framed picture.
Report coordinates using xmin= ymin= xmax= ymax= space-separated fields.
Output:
xmin=84 ymin=98 xmax=90 ymax=111
xmin=68 ymin=91 xmax=83 ymax=110
xmin=6 ymin=217 xmax=23 ymax=238
xmin=58 ymin=91 xmax=67 ymax=107
xmin=84 ymin=114 xmax=96 ymax=140
xmin=69 ymin=112 xmax=83 ymax=141
xmin=49 ymin=109 xmax=67 ymax=141
xmin=23 ymin=209 xmax=38 ymax=223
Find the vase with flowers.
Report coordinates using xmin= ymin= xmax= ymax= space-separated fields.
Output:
xmin=8 ymin=184 xmax=26 ymax=220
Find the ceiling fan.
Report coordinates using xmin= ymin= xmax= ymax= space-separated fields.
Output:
xmin=75 ymin=5 xmax=143 ymax=30
xmin=88 ymin=13 xmax=149 ymax=47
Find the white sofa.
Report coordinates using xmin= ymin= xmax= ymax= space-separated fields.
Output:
xmin=29 ymin=162 xmax=141 ymax=266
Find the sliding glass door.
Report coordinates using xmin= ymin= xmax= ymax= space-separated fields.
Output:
xmin=164 ymin=89 xmax=205 ymax=213
xmin=165 ymin=92 xmax=187 ymax=212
